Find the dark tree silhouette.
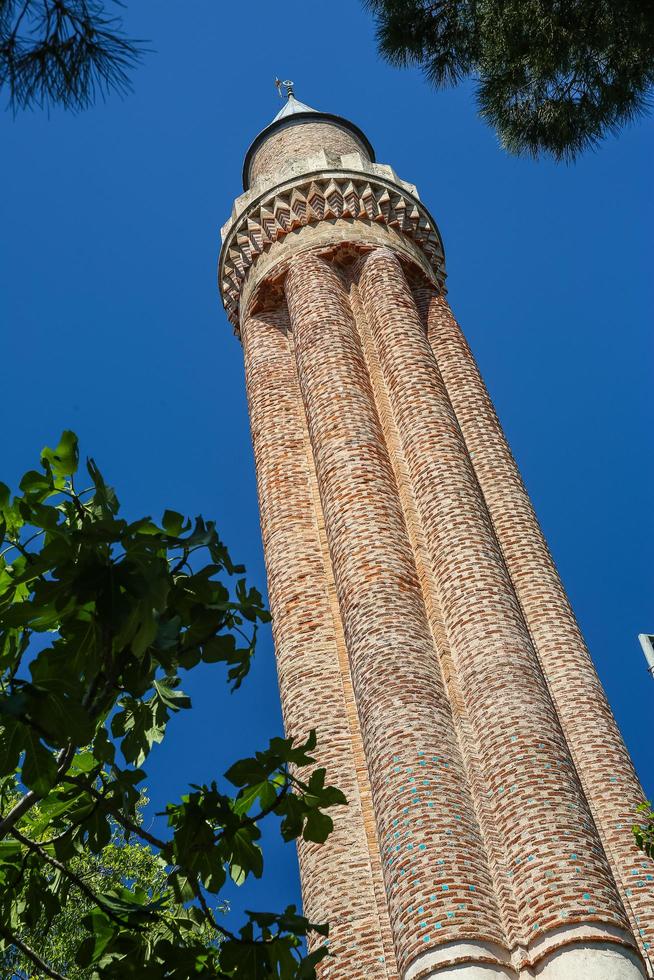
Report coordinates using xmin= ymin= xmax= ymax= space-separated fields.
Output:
xmin=365 ymin=0 xmax=654 ymax=160
xmin=0 ymin=0 xmax=144 ymax=111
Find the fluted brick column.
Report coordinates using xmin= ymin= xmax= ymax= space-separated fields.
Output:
xmin=358 ymin=247 xmax=643 ymax=976
xmin=241 ymin=307 xmax=395 ymax=977
xmin=418 ymin=289 xmax=654 ymax=973
xmin=284 ymin=252 xmax=513 ymax=980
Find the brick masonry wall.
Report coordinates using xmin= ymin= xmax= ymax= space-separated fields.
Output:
xmin=248 ymin=121 xmax=369 ymax=188
xmin=241 ymin=306 xmax=394 ymax=976
xmin=284 ymin=253 xmax=510 ymax=977
xmin=286 ymin=322 xmax=400 ymax=974
xmin=349 ymin=274 xmax=524 ymax=953
xmin=418 ymin=289 xmax=654 ymax=971
xmin=356 ymin=245 xmax=635 ymax=960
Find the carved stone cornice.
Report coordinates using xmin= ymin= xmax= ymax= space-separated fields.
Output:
xmin=218 ymin=169 xmax=446 ymax=330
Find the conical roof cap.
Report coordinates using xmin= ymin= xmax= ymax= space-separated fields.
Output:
xmin=272 ymin=93 xmax=318 ymax=122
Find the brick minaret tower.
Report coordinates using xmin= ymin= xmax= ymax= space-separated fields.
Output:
xmin=218 ymin=90 xmax=653 ymax=979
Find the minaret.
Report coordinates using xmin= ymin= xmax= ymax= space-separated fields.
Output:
xmin=218 ymin=88 xmax=653 ymax=980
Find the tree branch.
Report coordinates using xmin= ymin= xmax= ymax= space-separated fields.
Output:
xmin=8 ymin=538 xmax=46 ymax=581
xmin=10 ymin=826 xmax=151 ymax=931
xmin=63 ymin=774 xmax=168 ymax=850
xmin=0 ymin=742 xmax=76 ymax=840
xmin=192 ymin=876 xmax=238 ymax=943
xmin=0 ymin=924 xmax=68 ymax=980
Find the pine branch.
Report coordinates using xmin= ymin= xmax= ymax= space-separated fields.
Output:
xmin=1 ymin=0 xmax=147 ymax=112
xmin=365 ymin=0 xmax=654 ymax=160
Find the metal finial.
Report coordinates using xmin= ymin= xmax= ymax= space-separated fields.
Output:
xmin=275 ymin=77 xmax=294 ymax=99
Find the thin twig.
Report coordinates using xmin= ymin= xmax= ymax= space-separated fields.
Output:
xmin=193 ymin=877 xmax=238 ymax=942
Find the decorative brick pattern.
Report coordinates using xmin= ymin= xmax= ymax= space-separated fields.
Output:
xmin=218 ymin=108 xmax=653 ymax=979
xmin=241 ymin=307 xmax=394 ymax=976
xmin=349 ymin=274 xmax=524 ymax=953
xmin=418 ymin=289 xmax=654 ymax=972
xmin=285 ymin=253 xmax=509 ymax=976
xmin=220 ymin=171 xmax=444 ymax=328
xmin=357 ymin=246 xmax=635 ymax=960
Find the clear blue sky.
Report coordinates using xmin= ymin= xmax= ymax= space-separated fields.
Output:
xmin=2 ymin=0 xmax=652 ymax=933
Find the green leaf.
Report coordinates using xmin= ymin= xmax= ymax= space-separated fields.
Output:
xmin=233 ymin=779 xmax=277 ymax=817
xmin=225 ymin=757 xmax=266 ymax=788
xmin=168 ymin=870 xmax=196 ymax=904
xmin=1 ymin=598 xmax=61 ymax=630
xmin=153 ymin=678 xmax=191 ymax=712
xmin=200 ymin=633 xmax=236 ymax=664
xmin=229 ymin=826 xmax=263 ymax=885
xmin=77 ymin=909 xmax=116 ymax=966
xmin=278 ymin=795 xmax=306 ymax=843
xmin=183 ymin=516 xmax=216 ymax=550
xmin=19 ymin=469 xmax=53 ymax=500
xmin=219 ymin=938 xmax=268 ymax=977
xmin=22 ymin=729 xmax=58 ymax=795
xmin=128 ymin=518 xmax=160 ymax=536
xmin=305 ymin=768 xmax=347 ymax=808
xmin=0 ymin=839 xmax=22 ymax=863
xmin=162 ymin=510 xmax=186 ymax=536
xmin=41 ymin=430 xmax=79 ymax=485
xmin=0 ymin=690 xmax=29 ymax=719
xmin=26 ymin=788 xmax=88 ymax=835
xmin=93 ymin=726 xmax=116 ymax=764
xmin=131 ymin=608 xmax=158 ymax=658
xmin=84 ymin=806 xmax=113 ymax=852
xmin=28 ymin=501 xmax=61 ymax=531
xmin=0 ymin=482 xmax=22 ymax=539
xmin=298 ymin=945 xmax=330 ymax=977
xmin=303 ymin=809 xmax=333 ymax=844
xmin=112 ymin=698 xmax=166 ymax=766
xmin=30 ymin=645 xmax=84 ymax=697
xmin=86 ymin=456 xmax=120 ymax=514
xmin=38 ymin=692 xmax=96 ymax=746
xmin=0 ymin=433 xmax=335 ymax=978
xmin=155 ymin=614 xmax=182 ymax=651
xmin=97 ymin=888 xmax=167 ymax=926
xmin=0 ymin=717 xmax=26 ymax=773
